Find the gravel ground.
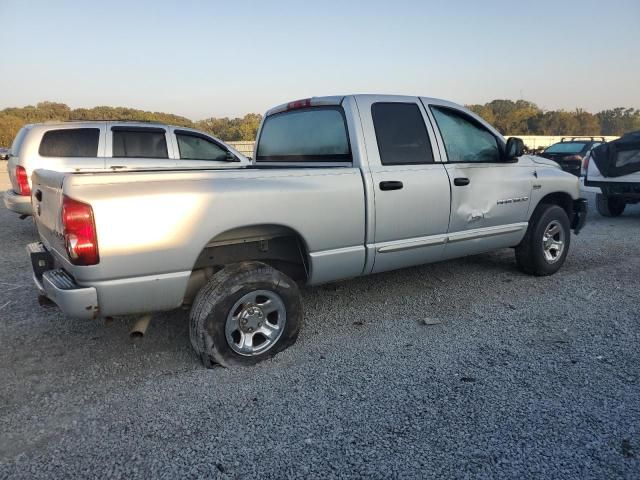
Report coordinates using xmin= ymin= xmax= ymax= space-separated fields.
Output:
xmin=0 ymin=169 xmax=638 ymax=479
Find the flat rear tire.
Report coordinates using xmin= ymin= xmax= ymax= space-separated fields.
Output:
xmin=190 ymin=261 xmax=302 ymax=368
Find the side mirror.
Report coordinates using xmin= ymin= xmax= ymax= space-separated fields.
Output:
xmin=505 ymin=137 xmax=525 ymax=160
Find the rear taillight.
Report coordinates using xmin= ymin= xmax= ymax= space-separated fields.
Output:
xmin=15 ymin=165 xmax=30 ymax=196
xmin=62 ymin=195 xmax=99 ymax=265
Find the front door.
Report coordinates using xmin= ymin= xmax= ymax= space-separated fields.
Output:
xmin=355 ymin=96 xmax=451 ymax=273
xmin=427 ymin=104 xmax=533 ymax=259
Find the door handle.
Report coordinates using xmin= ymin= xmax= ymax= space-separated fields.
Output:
xmin=454 ymin=177 xmax=470 ymax=186
xmin=34 ymin=190 xmax=42 ymax=201
xmin=379 ymin=181 xmax=403 ymax=191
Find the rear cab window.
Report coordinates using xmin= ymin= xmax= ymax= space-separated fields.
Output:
xmin=256 ymin=107 xmax=351 ymax=162
xmin=112 ymin=127 xmax=168 ymax=158
xmin=39 ymin=128 xmax=100 ymax=157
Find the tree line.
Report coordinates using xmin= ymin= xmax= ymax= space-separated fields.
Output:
xmin=467 ymin=99 xmax=640 ymax=136
xmin=1 ymin=99 xmax=639 ymax=147
xmin=0 ymin=101 xmax=263 ymax=146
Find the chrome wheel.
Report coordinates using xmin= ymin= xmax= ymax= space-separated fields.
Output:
xmin=225 ymin=290 xmax=286 ymax=356
xmin=542 ymin=220 xmax=565 ymax=263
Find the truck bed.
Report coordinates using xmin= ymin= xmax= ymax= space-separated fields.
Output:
xmin=31 ymin=166 xmax=367 ymax=316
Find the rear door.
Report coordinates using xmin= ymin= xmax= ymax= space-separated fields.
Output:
xmin=426 ymin=103 xmax=532 ymax=259
xmin=355 ymin=96 xmax=451 ymax=273
xmin=105 ymin=123 xmax=177 ymax=169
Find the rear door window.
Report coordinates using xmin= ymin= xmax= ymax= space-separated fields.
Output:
xmin=371 ymin=103 xmax=434 ymax=165
xmin=39 ymin=128 xmax=100 ymax=157
xmin=175 ymin=131 xmax=228 ymax=161
xmin=256 ymin=107 xmax=351 ymax=162
xmin=112 ymin=127 xmax=168 ymax=158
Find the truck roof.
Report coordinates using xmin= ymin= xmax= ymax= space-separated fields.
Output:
xmin=265 ymin=94 xmax=465 ymax=116
xmin=22 ymin=120 xmax=190 ymax=130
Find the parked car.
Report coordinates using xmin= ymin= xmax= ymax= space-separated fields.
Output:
xmin=0 ymin=147 xmax=9 ymax=160
xmin=3 ymin=121 xmax=250 ymax=216
xmin=28 ymin=95 xmax=586 ymax=367
xmin=585 ymin=131 xmax=640 ymax=216
xmin=539 ymin=137 xmax=605 ymax=177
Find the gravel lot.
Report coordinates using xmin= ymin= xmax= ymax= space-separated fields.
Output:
xmin=0 ymin=166 xmax=638 ymax=479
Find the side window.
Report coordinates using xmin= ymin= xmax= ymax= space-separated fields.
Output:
xmin=176 ymin=132 xmax=228 ymax=161
xmin=431 ymin=107 xmax=500 ymax=163
xmin=371 ymin=103 xmax=434 ymax=165
xmin=112 ymin=128 xmax=168 ymax=158
xmin=39 ymin=128 xmax=100 ymax=157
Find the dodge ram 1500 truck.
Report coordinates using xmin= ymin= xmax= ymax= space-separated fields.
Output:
xmin=28 ymin=95 xmax=587 ymax=367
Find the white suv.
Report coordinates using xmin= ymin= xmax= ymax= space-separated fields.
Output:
xmin=4 ymin=121 xmax=250 ymax=216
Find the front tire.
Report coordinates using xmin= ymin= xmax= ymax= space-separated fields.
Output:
xmin=190 ymin=261 xmax=302 ymax=368
xmin=595 ymin=193 xmax=625 ymax=217
xmin=515 ymin=204 xmax=571 ymax=276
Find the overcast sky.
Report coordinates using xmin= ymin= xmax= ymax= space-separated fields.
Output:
xmin=1 ymin=0 xmax=638 ymax=119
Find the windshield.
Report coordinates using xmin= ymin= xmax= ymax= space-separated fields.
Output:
xmin=544 ymin=142 xmax=586 ymax=154
xmin=256 ymin=107 xmax=351 ymax=162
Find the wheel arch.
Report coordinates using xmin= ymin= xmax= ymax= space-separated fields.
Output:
xmin=189 ymin=223 xmax=312 ymax=285
xmin=530 ymin=191 xmax=573 ymax=220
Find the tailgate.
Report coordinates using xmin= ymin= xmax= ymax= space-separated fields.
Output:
xmin=31 ymin=169 xmax=67 ymax=256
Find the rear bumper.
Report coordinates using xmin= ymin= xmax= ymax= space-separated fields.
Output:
xmin=584 ymin=179 xmax=640 ymax=199
xmin=28 ymin=242 xmax=99 ymax=320
xmin=3 ymin=189 xmax=32 ymax=215
xmin=571 ymin=199 xmax=588 ymax=234
xmin=27 ymin=242 xmax=191 ymax=318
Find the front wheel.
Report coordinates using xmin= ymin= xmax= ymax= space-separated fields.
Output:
xmin=515 ymin=204 xmax=571 ymax=276
xmin=190 ymin=261 xmax=302 ymax=368
xmin=595 ymin=193 xmax=625 ymax=217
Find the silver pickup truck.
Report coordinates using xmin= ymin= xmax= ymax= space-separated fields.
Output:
xmin=28 ymin=95 xmax=587 ymax=367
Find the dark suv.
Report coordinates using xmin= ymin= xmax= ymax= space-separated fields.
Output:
xmin=539 ymin=137 xmax=605 ymax=177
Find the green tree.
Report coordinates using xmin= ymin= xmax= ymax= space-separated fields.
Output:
xmin=596 ymin=108 xmax=640 ymax=135
xmin=468 ymin=99 xmax=540 ymax=134
xmin=195 ymin=113 xmax=262 ymax=141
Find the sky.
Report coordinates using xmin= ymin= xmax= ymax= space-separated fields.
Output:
xmin=0 ymin=0 xmax=638 ymax=119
